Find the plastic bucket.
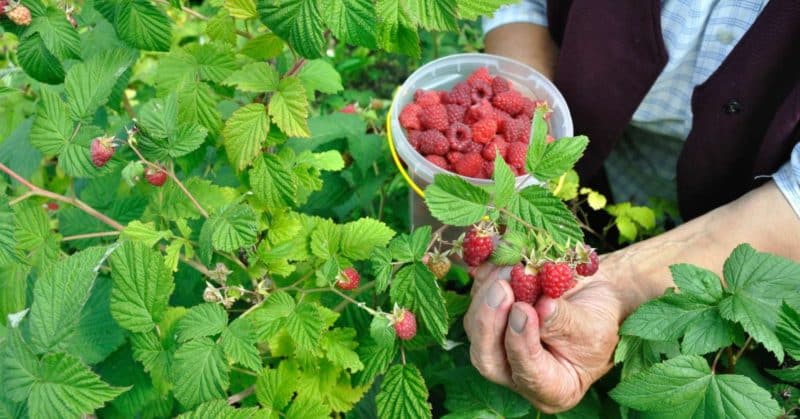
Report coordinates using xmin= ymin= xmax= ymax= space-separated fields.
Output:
xmin=387 ymin=53 xmax=574 ymax=232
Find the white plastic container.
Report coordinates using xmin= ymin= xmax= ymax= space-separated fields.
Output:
xmin=388 ymin=53 xmax=574 ymax=232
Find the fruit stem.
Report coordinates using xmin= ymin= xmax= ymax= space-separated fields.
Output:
xmin=732 ymin=336 xmax=753 ymax=365
xmin=327 ymin=285 xmax=380 ymax=316
xmin=424 ymin=224 xmax=449 ymax=255
xmin=61 ymin=231 xmax=121 ymax=241
xmin=8 ymin=191 xmax=33 ymax=205
xmin=499 ymin=207 xmax=547 ymax=234
xmin=710 ymin=348 xmax=724 ymax=373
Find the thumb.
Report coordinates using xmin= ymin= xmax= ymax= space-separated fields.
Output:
xmin=534 ymin=296 xmax=582 ymax=341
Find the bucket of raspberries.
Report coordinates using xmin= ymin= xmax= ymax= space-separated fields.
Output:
xmin=389 ymin=53 xmax=573 ymax=186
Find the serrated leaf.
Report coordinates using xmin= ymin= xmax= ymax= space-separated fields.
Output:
xmin=507 ymin=186 xmax=582 ymax=245
xmin=318 ymin=0 xmax=376 ymax=48
xmin=177 ymin=399 xmax=259 ymax=419
xmin=669 ymin=264 xmax=724 ymax=305
xmin=223 ymin=104 xmax=270 ymax=170
xmin=527 ymin=135 xmax=588 ymax=182
xmin=65 ymin=48 xmax=137 ymax=122
xmin=441 ymin=367 xmax=531 ymax=419
xmin=16 ymin=33 xmax=65 ymax=84
xmin=354 ymin=341 xmax=397 ymax=387
xmin=768 ymin=365 xmax=800 ymax=383
xmin=224 ymin=0 xmax=257 ymax=19
xmin=286 ymin=394 xmax=329 ymax=419
xmin=28 ymin=8 xmax=80 ymax=60
xmin=409 ymin=0 xmax=457 ymax=31
xmin=104 ymin=0 xmax=172 ymax=51
xmin=28 ymin=352 xmax=127 ymax=419
xmin=200 ymin=204 xmax=258 ymax=259
xmin=206 ymin=11 xmax=236 ymax=45
xmin=2 ymin=330 xmax=39 ymax=403
xmin=377 ymin=364 xmax=432 ymax=419
xmin=296 ymin=60 xmax=343 ymax=98
xmin=122 ymin=221 xmax=173 ymax=247
xmin=251 ymin=154 xmax=297 ymax=208
xmin=340 ymin=218 xmax=395 ymax=261
xmin=390 ymin=263 xmax=449 ymax=344
xmin=137 ymin=94 xmax=209 ymax=160
xmin=175 ymin=303 xmax=228 ymax=343
xmin=777 ymin=303 xmax=800 ymax=361
xmin=256 ymin=362 xmax=298 ymax=413
xmin=321 ymin=328 xmax=363 ymax=372
xmin=109 ymin=242 xmax=175 ymax=333
xmin=178 ymin=80 xmax=223 ymax=135
xmin=0 ymin=195 xmax=19 ymax=266
xmin=241 ymin=33 xmax=285 ymax=60
xmin=389 ymin=226 xmax=431 ymax=263
xmin=251 ymin=291 xmax=296 ymax=340
xmin=220 ymin=317 xmax=261 ymax=371
xmin=172 ymin=337 xmax=230 ymax=409
xmin=309 ymin=219 xmax=341 ymax=260
xmin=370 ymin=315 xmax=396 ymax=348
xmin=66 ymin=276 xmax=126 ymax=365
xmin=268 ymin=77 xmax=310 ymax=137
xmin=0 ymin=264 xmax=28 ymax=325
xmin=425 ymin=174 xmax=490 ymax=226
xmin=610 ymin=355 xmax=781 ymax=418
xmin=371 ymin=247 xmax=393 ymax=294
xmin=285 ymin=303 xmax=324 ymax=352
xmin=376 ymin=0 xmax=420 ymax=58
xmin=257 ymin=0 xmax=326 ymax=59
xmin=223 ymin=63 xmax=279 ymax=93
xmin=492 ymin=155 xmax=515 ymax=209
xmin=30 ymin=88 xmax=74 ymax=157
xmin=456 ymin=0 xmax=513 ymax=20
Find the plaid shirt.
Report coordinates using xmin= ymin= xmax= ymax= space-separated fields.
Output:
xmin=484 ymin=0 xmax=800 ymax=218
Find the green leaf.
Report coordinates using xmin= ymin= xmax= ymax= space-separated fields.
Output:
xmin=767 ymin=365 xmax=800 ymax=383
xmin=718 ymin=244 xmax=800 ymax=362
xmin=507 ymin=186 xmax=582 ymax=245
xmin=615 ymin=215 xmax=637 ymax=242
xmin=296 ymin=60 xmax=344 ymax=99
xmin=425 ymin=174 xmax=490 ymax=226
xmin=251 ymin=291 xmax=296 ymax=340
xmin=375 ymin=0 xmax=420 ymax=58
xmin=354 ymin=341 xmax=397 ymax=387
xmin=251 ymin=154 xmax=297 ymax=208
xmin=0 ymin=195 xmax=19 ymax=266
xmin=371 ymin=247 xmax=393 ymax=294
xmin=376 ymin=364 xmax=432 ymax=419
xmin=669 ymin=264 xmax=724 ymax=305
xmin=220 ymin=317 xmax=261 ymax=371
xmin=206 ymin=11 xmax=236 ymax=45
xmin=369 ymin=315 xmax=396 ymax=348
xmin=321 ymin=328 xmax=363 ymax=372
xmin=441 ymin=367 xmax=531 ymax=419
xmin=177 ymin=399 xmax=259 ymax=419
xmin=200 ymin=204 xmax=258 ymax=257
xmin=628 ymin=206 xmax=656 ymax=230
xmin=456 ymin=0 xmax=513 ymax=20
xmin=318 ymin=0 xmax=376 ymax=48
xmin=137 ymin=94 xmax=209 ymax=160
xmin=224 ymin=0 xmax=258 ymax=19
xmin=390 ymin=263 xmax=449 ymax=344
xmin=340 ymin=218 xmax=395 ymax=261
xmin=65 ymin=276 xmax=126 ymax=365
xmin=29 ymin=247 xmax=110 ymax=354
xmin=492 ymin=155 xmax=515 ymax=209
xmin=65 ymin=48 xmax=137 ymax=122
xmin=100 ymin=0 xmax=172 ymax=51
xmin=255 ymin=362 xmax=298 ymax=413
xmin=28 ymin=352 xmax=127 ymax=419
xmin=388 ymin=226 xmax=431 ymax=263
xmin=0 ymin=264 xmax=28 ymax=325
xmin=121 ymin=221 xmax=173 ymax=247
xmin=268 ymin=77 xmax=310 ymax=137
xmin=172 ymin=337 xmax=230 ymax=409
xmin=223 ymin=104 xmax=270 ymax=170
xmin=241 ymin=33 xmax=285 ymax=60
xmin=610 ymin=355 xmax=781 ymax=418
xmin=222 ymin=63 xmax=279 ymax=93
xmin=16 ymin=33 xmax=65 ymax=84
xmin=777 ymin=303 xmax=800 ymax=361
xmin=410 ymin=0 xmax=457 ymax=31
xmin=109 ymin=241 xmax=175 ymax=333
xmin=175 ymin=303 xmax=228 ymax=343
xmin=28 ymin=8 xmax=80 ymax=60
xmin=30 ymin=88 xmax=74 ymax=157
xmin=285 ymin=303 xmax=324 ymax=352
xmin=257 ymin=0 xmax=326 ymax=58
xmin=309 ymin=219 xmax=341 ymax=260
xmin=178 ymin=80 xmax=223 ymax=135
xmin=286 ymin=394 xmax=329 ymax=419
xmin=527 ymin=135 xmax=588 ymax=182
xmin=525 ymin=108 xmax=548 ymax=167
xmin=2 ymin=330 xmax=40 ymax=403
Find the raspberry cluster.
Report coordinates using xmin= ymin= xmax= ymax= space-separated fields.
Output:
xmin=509 ymin=243 xmax=600 ymax=304
xmin=399 ymin=67 xmax=553 ymax=179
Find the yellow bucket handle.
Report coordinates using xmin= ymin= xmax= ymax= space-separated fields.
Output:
xmin=385 ymin=101 xmax=426 ymax=198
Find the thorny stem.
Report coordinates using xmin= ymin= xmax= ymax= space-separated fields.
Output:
xmin=62 ymin=231 xmax=121 ymax=241
xmin=1 ymin=163 xmax=126 ymax=231
xmin=227 ymin=385 xmax=255 ymax=405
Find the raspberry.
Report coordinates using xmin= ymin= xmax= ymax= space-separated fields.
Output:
xmin=419 ymin=104 xmax=449 ymax=131
xmin=407 ymin=130 xmax=422 ymax=149
xmin=446 ymin=104 xmax=467 ymax=123
xmin=445 ymin=82 xmax=471 ymax=106
xmin=492 ymin=91 xmax=525 ymax=116
xmin=494 ymin=109 xmax=513 ymax=133
xmin=575 ymin=245 xmax=600 ymax=277
xmin=507 ymin=142 xmax=528 ymax=168
xmin=471 ymin=118 xmax=497 ymax=144
xmin=513 ymin=166 xmax=527 ymax=176
xmin=466 ymin=100 xmax=494 ymax=124
xmin=510 ymin=264 xmax=542 ymax=304
xmin=6 ymin=4 xmax=31 ymax=26
xmin=393 ymin=308 xmax=417 ymax=340
xmin=467 ymin=67 xmax=493 ymax=87
xmin=340 ymin=103 xmax=357 ymax=114
xmin=399 ymin=103 xmax=422 ymax=130
xmin=540 ymin=262 xmax=577 ymax=298
xmin=520 ymin=98 xmax=536 ymax=119
xmin=418 ymin=130 xmax=449 ymax=155
xmin=482 ymin=160 xmax=494 ymax=178
xmin=492 ymin=76 xmax=511 ymax=94
xmin=90 ymin=136 xmax=116 ymax=167
xmin=414 ymin=90 xmax=441 ymax=107
xmin=446 ymin=151 xmax=463 ymax=164
xmin=426 ymin=155 xmax=449 ymax=170
xmin=462 ymin=226 xmax=495 ymax=267
xmin=504 ymin=117 xmax=531 ymax=143
xmin=45 ymin=202 xmax=59 ymax=211
xmin=482 ymin=137 xmax=509 ymax=161
xmin=145 ymin=166 xmax=168 ymax=187
xmin=470 ymin=79 xmax=493 ymax=103
xmin=425 ymin=253 xmax=451 ymax=280
xmin=465 ymin=141 xmax=483 ymax=154
xmin=446 ymin=122 xmax=472 ymax=151
xmin=546 ymin=134 xmax=556 ymax=144
xmin=336 ymin=267 xmax=361 ymax=290
xmin=453 ymin=152 xmax=483 ymax=178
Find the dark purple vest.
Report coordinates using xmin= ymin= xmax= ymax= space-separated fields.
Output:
xmin=547 ymin=0 xmax=800 ymax=219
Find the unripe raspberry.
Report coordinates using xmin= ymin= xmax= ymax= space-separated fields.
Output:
xmin=90 ymin=136 xmax=116 ymax=167
xmin=336 ymin=267 xmax=360 ymax=290
xmin=6 ymin=3 xmax=31 ymax=26
xmin=424 ymin=252 xmax=451 ymax=280
xmin=392 ymin=308 xmax=417 ymax=340
xmin=144 ymin=166 xmax=168 ymax=187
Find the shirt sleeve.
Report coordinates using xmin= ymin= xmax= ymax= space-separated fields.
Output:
xmin=773 ymin=143 xmax=800 ymax=219
xmin=482 ymin=0 xmax=549 ymax=35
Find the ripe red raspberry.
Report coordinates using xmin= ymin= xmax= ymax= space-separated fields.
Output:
xmin=510 ymin=264 xmax=542 ymax=304
xmin=445 ymin=82 xmax=472 ymax=106
xmin=520 ymin=98 xmax=536 ymax=119
xmin=45 ymin=202 xmax=59 ymax=211
xmin=90 ymin=136 xmax=116 ymax=167
xmin=504 ymin=117 xmax=531 ymax=143
xmin=407 ymin=130 xmax=422 ymax=149
xmin=414 ymin=90 xmax=441 ymax=107
xmin=340 ymin=103 xmax=357 ymax=114
xmin=446 ymin=104 xmax=467 ymax=123
xmin=465 ymin=141 xmax=483 ymax=154
xmin=546 ymin=134 xmax=556 ymax=144
xmin=466 ymin=100 xmax=494 ymax=124
xmin=446 ymin=151 xmax=463 ymax=165
xmin=470 ymin=79 xmax=493 ymax=103
xmin=575 ymin=245 xmax=600 ymax=277
xmin=492 ymin=91 xmax=525 ymax=116
xmin=453 ymin=152 xmax=483 ymax=178
xmin=540 ymin=262 xmax=576 ymax=298
xmin=426 ymin=155 xmax=449 ymax=170
xmin=492 ymin=76 xmax=511 ymax=94
xmin=482 ymin=137 xmax=509 ymax=161
xmin=467 ymin=67 xmax=493 ymax=87
xmin=494 ymin=109 xmax=513 ymax=133
xmin=446 ymin=122 xmax=472 ymax=151
xmin=336 ymin=267 xmax=360 ymax=290
xmin=482 ymin=160 xmax=494 ymax=178
xmin=418 ymin=130 xmax=448 ymax=155
xmin=399 ymin=103 xmax=422 ymax=130
xmin=462 ymin=226 xmax=495 ymax=267
xmin=6 ymin=4 xmax=31 ymax=26
xmin=393 ymin=308 xmax=417 ymax=340
xmin=419 ymin=104 xmax=449 ymax=131
xmin=145 ymin=166 xmax=168 ymax=186
xmin=471 ymin=118 xmax=497 ymax=144
xmin=425 ymin=253 xmax=451 ymax=280
xmin=513 ymin=166 xmax=527 ymax=176
xmin=507 ymin=142 xmax=528 ymax=168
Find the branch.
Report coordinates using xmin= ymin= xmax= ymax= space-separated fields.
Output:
xmin=227 ymin=385 xmax=254 ymax=405
xmin=62 ymin=231 xmax=121 ymax=241
xmin=732 ymin=336 xmax=753 ymax=365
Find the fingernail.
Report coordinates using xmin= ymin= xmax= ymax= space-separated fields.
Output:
xmin=496 ymin=266 xmax=513 ymax=281
xmin=509 ymin=306 xmax=527 ymax=334
xmin=538 ymin=298 xmax=557 ymax=326
xmin=485 ymin=282 xmax=506 ymax=308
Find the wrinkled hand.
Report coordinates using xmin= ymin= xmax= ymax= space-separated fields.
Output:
xmin=463 ymin=263 xmax=624 ymax=413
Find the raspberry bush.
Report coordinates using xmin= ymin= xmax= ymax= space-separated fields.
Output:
xmin=1 ymin=1 xmax=800 ymax=418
